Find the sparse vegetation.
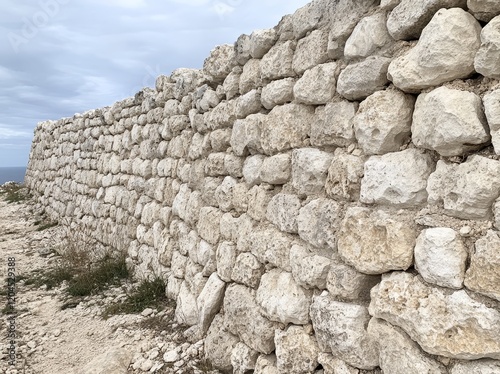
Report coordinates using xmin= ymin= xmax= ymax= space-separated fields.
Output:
xmin=0 ymin=182 xmax=30 ymax=203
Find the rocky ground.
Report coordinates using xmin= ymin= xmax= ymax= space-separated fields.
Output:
xmin=0 ymin=186 xmax=220 ymax=374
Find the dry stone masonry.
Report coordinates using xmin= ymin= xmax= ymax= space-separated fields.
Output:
xmin=25 ymin=0 xmax=500 ymax=372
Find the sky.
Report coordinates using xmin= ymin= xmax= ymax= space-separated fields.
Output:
xmin=0 ymin=0 xmax=311 ymax=167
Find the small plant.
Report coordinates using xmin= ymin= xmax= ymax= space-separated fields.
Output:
xmin=0 ymin=182 xmax=30 ymax=203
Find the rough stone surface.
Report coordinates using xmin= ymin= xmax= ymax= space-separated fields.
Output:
xmin=345 ymin=12 xmax=393 ymax=59
xmin=260 ymin=41 xmax=296 ymax=81
xmin=311 ymin=101 xmax=357 ymax=148
xmin=370 ymin=272 xmax=500 ymax=360
xmin=205 ymin=314 xmax=240 ymax=372
xmin=275 ymin=326 xmax=319 ymax=374
xmin=325 ymin=149 xmax=365 ymax=201
xmin=292 ymin=29 xmax=329 ymax=75
xmin=249 ymin=29 xmax=277 ymax=59
xmin=483 ymin=89 xmax=500 ymax=155
xmin=291 ymin=148 xmax=333 ymax=196
xmin=412 ymin=87 xmax=489 ymax=156
xmin=260 ymin=153 xmax=291 ymax=185
xmin=294 ymin=62 xmax=337 ymax=105
xmin=231 ymin=342 xmax=259 ymax=374
xmin=261 ymin=78 xmax=295 ymax=110
xmin=475 ymin=15 xmax=500 ymax=78
xmin=231 ymin=252 xmax=265 ymax=289
xmin=468 ymin=0 xmax=500 ymax=21
xmin=196 ymin=272 xmax=226 ymax=334
xmin=266 ymin=193 xmax=301 ymax=234
xmin=451 ymin=359 xmax=500 ymax=373
xmin=326 ymin=262 xmax=379 ymax=301
xmin=290 ymin=245 xmax=330 ymax=290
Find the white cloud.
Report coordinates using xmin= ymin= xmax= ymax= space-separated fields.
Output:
xmin=102 ymin=0 xmax=147 ymax=8
xmin=0 ymin=125 xmax=32 ymax=140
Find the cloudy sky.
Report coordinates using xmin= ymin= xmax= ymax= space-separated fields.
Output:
xmin=0 ymin=0 xmax=310 ymax=167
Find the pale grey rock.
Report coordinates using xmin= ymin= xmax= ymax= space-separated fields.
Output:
xmin=171 ymin=251 xmax=188 ymax=279
xmin=249 ymin=224 xmax=296 ymax=271
xmin=412 ymin=87 xmax=489 ymax=156
xmin=197 ymin=207 xmax=223 ymax=245
xmin=231 ymin=342 xmax=259 ymax=374
xmin=465 ymin=230 xmax=500 ymax=301
xmin=291 ymin=0 xmax=328 ymax=38
xmin=216 ymin=241 xmax=237 ymax=283
xmin=325 ymin=149 xmax=365 ymax=202
xmin=326 ymin=262 xmax=379 ymax=301
xmin=451 ymin=359 xmax=500 ymax=373
xmin=468 ymin=0 xmax=500 ymax=21
xmin=247 ymin=185 xmax=273 ymax=222
xmin=337 ymin=57 xmax=391 ymax=100
xmin=387 ymin=0 xmax=467 ymax=40
xmin=427 ymin=156 xmax=500 ymax=219
xmin=215 ymin=176 xmax=237 ymax=212
xmin=292 ymin=29 xmax=329 ymax=75
xmin=231 ymin=252 xmax=264 ymax=289
xmin=360 ymin=149 xmax=434 ymax=208
xmin=414 ymin=228 xmax=467 ymax=289
xmin=370 ymin=272 xmax=500 ymax=359
xmin=256 ymin=269 xmax=312 ymax=325
xmin=368 ymin=318 xmax=447 ymax=374
xmin=275 ymin=326 xmax=320 ymax=374
xmin=484 ymin=89 xmax=500 ymax=155
xmin=388 ymin=8 xmax=481 ymax=92
xmin=175 ymin=281 xmax=198 ymax=326
xmin=318 ymin=353 xmax=360 ymax=374
xmin=203 ymin=44 xmax=236 ymax=81
xmin=224 ymin=284 xmax=279 ymax=354
xmin=291 ymin=148 xmax=333 ymax=196
xmin=224 ymin=154 xmax=244 ymax=179
xmin=297 ymin=198 xmax=341 ymax=251
xmin=166 ymin=274 xmax=182 ymax=300
xmin=476 ymin=15 xmax=500 ymax=78
xmin=78 ymin=347 xmax=133 ymax=374
xmin=223 ymin=69 xmax=242 ymax=100
xmin=261 ymin=104 xmax=314 ymax=155
xmin=196 ymin=273 xmax=226 ymax=334
xmin=310 ymin=293 xmax=379 ymax=370
xmin=290 ymin=245 xmax=330 ymax=290
xmin=260 ymin=153 xmax=291 ymax=185
xmin=240 ymin=59 xmax=262 ymax=95
xmin=243 ymin=155 xmax=265 ymax=187
xmin=294 ymin=62 xmax=337 ymax=105
xmin=345 ymin=12 xmax=393 ymax=59
xmin=354 ymin=89 xmax=414 ymax=155
xmin=235 ymin=89 xmax=262 ymax=119
xmin=266 ymin=193 xmax=301 ymax=234
xmin=198 ymin=88 xmax=221 ymax=112
xmin=261 ymin=78 xmax=296 ymax=110
xmin=230 ymin=113 xmax=265 ymax=156
xmin=235 ymin=34 xmax=251 ymax=65
xmin=338 ymin=207 xmax=417 ymax=274
xmin=311 ymin=101 xmax=358 ymax=148
xmin=207 ymin=101 xmax=236 ymax=130
xmin=260 ymin=41 xmax=296 ymax=81
xmin=205 ymin=314 xmax=239 ymax=372
xmin=255 ymin=354 xmax=279 ymax=374
xmin=249 ymin=29 xmax=277 ymax=59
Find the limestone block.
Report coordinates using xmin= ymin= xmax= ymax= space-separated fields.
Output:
xmin=318 ymin=353 xmax=360 ymax=374
xmin=198 ymin=88 xmax=221 ymax=112
xmin=197 ymin=207 xmax=223 ymax=245
xmin=292 ymin=29 xmax=329 ymax=75
xmin=261 ymin=78 xmax=296 ymax=110
xmin=260 ymin=41 xmax=296 ymax=81
xmin=326 ymin=262 xmax=379 ymax=301
xmin=412 ymin=87 xmax=489 ymax=156
xmin=311 ymin=101 xmax=358 ymax=148
xmin=235 ymin=34 xmax=251 ymax=66
xmin=231 ymin=252 xmax=265 ymax=289
xmin=337 ymin=57 xmax=391 ymax=101
xmin=291 ymin=148 xmax=333 ymax=196
xmin=215 ymin=176 xmax=237 ymax=212
xmin=243 ymin=155 xmax=265 ymax=187
xmin=310 ymin=293 xmax=379 ymax=370
xmin=294 ymin=62 xmax=337 ymax=105
xmin=247 ymin=185 xmax=273 ymax=222
xmin=261 ymin=104 xmax=314 ymax=156
xmin=174 ymin=281 xmax=198 ymax=326
xmin=207 ymin=101 xmax=236 ymax=130
xmin=370 ymin=272 xmax=500 ymax=359
xmin=354 ymin=89 xmax=415 ymax=155
xmin=414 ymin=228 xmax=467 ymax=289
xmin=297 ymin=198 xmax=341 ymax=251
xmin=210 ymin=128 xmax=231 ymax=153
xmin=451 ymin=360 xmax=500 ymax=373
xmin=231 ymin=342 xmax=259 ymax=374
xmin=325 ymin=149 xmax=365 ymax=202
xmin=78 ymin=347 xmax=133 ymax=374
xmin=345 ymin=12 xmax=393 ymax=59
xmin=225 ymin=154 xmax=244 ymax=179
xmin=476 ymin=16 xmax=500 ymax=78
xmin=484 ymin=89 xmax=500 ymax=155
xmin=468 ymin=0 xmax=500 ymax=21
xmin=388 ymin=8 xmax=481 ymax=92
xmin=290 ymin=245 xmax=330 ymax=290
xmin=203 ymin=44 xmax=236 ymax=82
xmin=260 ymin=153 xmax=291 ymax=185
xmin=235 ymin=89 xmax=262 ymax=119
xmin=256 ymin=269 xmax=312 ymax=325
xmin=240 ymin=59 xmax=262 ymax=95
xmin=291 ymin=1 xmax=326 ymax=39
xmin=426 ymin=156 xmax=500 ymax=219
xmin=266 ymin=193 xmax=301 ymax=234
xmin=275 ymin=326 xmax=320 ymax=374
xmin=249 ymin=29 xmax=277 ymax=59
xmin=255 ymin=354 xmax=279 ymax=374
xmin=216 ymin=241 xmax=237 ymax=282
xmin=171 ymin=251 xmax=188 ymax=279
xmin=205 ymin=314 xmax=239 ymax=373
xmin=205 ymin=152 xmax=226 ymax=177
xmin=224 ymin=284 xmax=279 ymax=354
xmin=368 ymin=318 xmax=447 ymax=374
xmin=196 ymin=273 xmax=226 ymax=335
xmin=360 ymin=148 xmax=434 ymax=208
xmin=249 ymin=225 xmax=295 ymax=271
xmin=465 ymin=230 xmax=500 ymax=301
xmin=230 ymin=113 xmax=265 ymax=156
xmin=223 ymin=69 xmax=241 ymax=100
xmin=338 ymin=207 xmax=417 ymax=274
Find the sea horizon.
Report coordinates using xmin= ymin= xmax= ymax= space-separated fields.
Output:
xmin=0 ymin=166 xmax=27 ymax=185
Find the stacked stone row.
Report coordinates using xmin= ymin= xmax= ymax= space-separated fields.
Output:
xmin=25 ymin=0 xmax=500 ymax=373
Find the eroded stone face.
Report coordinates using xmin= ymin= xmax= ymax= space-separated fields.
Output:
xmin=345 ymin=12 xmax=393 ymax=59
xmin=475 ymin=15 xmax=500 ymax=78
xmin=370 ymin=272 xmax=500 ymax=360
xmin=275 ymin=326 xmax=320 ymax=374
xmin=293 ymin=62 xmax=337 ymax=105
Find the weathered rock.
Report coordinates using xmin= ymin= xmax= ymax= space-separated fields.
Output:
xmin=360 ymin=148 xmax=435 ymax=208
xmin=368 ymin=318 xmax=447 ymax=374
xmin=311 ymin=101 xmax=358 ymax=148
xmin=292 ymin=29 xmax=329 ymax=75
xmin=465 ymin=230 xmax=500 ymax=301
xmin=290 ymin=245 xmax=331 ymax=290
xmin=235 ymin=89 xmax=262 ymax=119
xmin=414 ymin=228 xmax=467 ymax=289
xmin=291 ymin=0 xmax=329 ymax=38
xmin=475 ymin=15 xmax=500 ymax=78
xmin=223 ymin=69 xmax=241 ymax=100
xmin=318 ymin=353 xmax=360 ymax=374
xmin=345 ymin=12 xmax=393 ymax=59
xmin=325 ymin=149 xmax=365 ymax=201
xmin=483 ymin=89 xmax=500 ymax=155
xmin=231 ymin=252 xmax=265 ymax=289
xmin=243 ymin=155 xmax=265 ymax=187
xmin=468 ymin=0 xmax=500 ymax=21
xmin=412 ymin=87 xmax=489 ymax=156
xmin=275 ymin=326 xmax=320 ymax=374
xmin=216 ymin=241 xmax=237 ymax=282
xmin=78 ymin=347 xmax=133 ymax=374
xmin=196 ymin=273 xmax=226 ymax=334
xmin=260 ymin=78 xmax=295 ymax=110
xmin=451 ymin=359 xmax=500 ymax=373
xmin=294 ymin=62 xmax=337 ymax=105
xmin=338 ymin=207 xmax=417 ymax=274
xmin=353 ymin=89 xmax=415 ymax=155
xmin=427 ymin=156 xmax=500 ymax=219
xmin=205 ymin=314 xmax=240 ymax=372
xmin=256 ymin=269 xmax=312 ymax=325
xmin=224 ymin=284 xmax=279 ymax=354
xmin=249 ymin=29 xmax=277 ymax=59
xmin=260 ymin=41 xmax=296 ymax=81
xmin=197 ymin=207 xmax=223 ymax=245
xmin=230 ymin=113 xmax=265 ymax=157
xmin=370 ymin=272 xmax=500 ymax=359
xmin=337 ymin=57 xmax=391 ymax=100
xmin=249 ymin=225 xmax=295 ymax=271
xmin=291 ymin=148 xmax=333 ymax=196
xmin=255 ymin=354 xmax=279 ymax=374
xmin=260 ymin=153 xmax=291 ymax=185
xmin=388 ymin=8 xmax=481 ymax=92
xmin=326 ymin=262 xmax=379 ymax=301
xmin=310 ymin=293 xmax=379 ymax=369
xmin=240 ymin=59 xmax=262 ymax=95
xmin=231 ymin=342 xmax=259 ymax=374
xmin=266 ymin=193 xmax=301 ymax=234
xmin=175 ymin=281 xmax=198 ymax=326
xmin=235 ymin=34 xmax=251 ymax=65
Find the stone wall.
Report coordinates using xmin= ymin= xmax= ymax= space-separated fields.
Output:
xmin=25 ymin=0 xmax=500 ymax=372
